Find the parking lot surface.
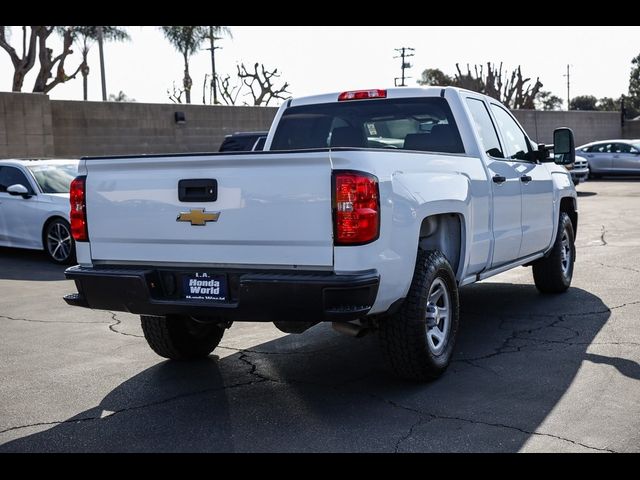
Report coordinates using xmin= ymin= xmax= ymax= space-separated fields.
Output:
xmin=1 ymin=179 xmax=639 ymax=452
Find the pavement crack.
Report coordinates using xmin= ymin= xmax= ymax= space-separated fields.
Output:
xmin=0 ymin=375 xmax=267 ymax=436
xmin=107 ymin=312 xmax=143 ymax=338
xmin=0 ymin=314 xmax=110 ymax=325
xmin=236 ymin=352 xmax=288 ymax=385
xmin=368 ymin=393 xmax=616 ymax=453
xmin=588 ymin=261 xmax=640 ymax=275
xmin=217 ymin=345 xmax=332 ymax=356
xmin=422 ymin=412 xmax=617 ymax=453
xmin=600 ymin=225 xmax=607 ymax=246
xmin=394 ymin=416 xmax=430 ymax=453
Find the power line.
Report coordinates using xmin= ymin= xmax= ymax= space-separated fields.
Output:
xmin=394 ymin=47 xmax=414 ymax=87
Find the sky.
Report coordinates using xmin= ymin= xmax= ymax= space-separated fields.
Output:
xmin=1 ymin=26 xmax=639 ymax=107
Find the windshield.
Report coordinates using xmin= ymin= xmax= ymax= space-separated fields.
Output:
xmin=271 ymin=97 xmax=465 ymax=154
xmin=28 ymin=163 xmax=78 ymax=194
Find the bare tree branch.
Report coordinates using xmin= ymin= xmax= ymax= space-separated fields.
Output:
xmin=0 ymin=26 xmax=39 ymax=91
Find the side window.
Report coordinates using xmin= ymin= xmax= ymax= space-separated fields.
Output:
xmin=0 ymin=166 xmax=33 ymax=194
xmin=615 ymin=143 xmax=632 ymax=154
xmin=489 ymin=104 xmax=531 ymax=161
xmin=465 ymin=98 xmax=504 ymax=158
xmin=592 ymin=143 xmax=607 ymax=153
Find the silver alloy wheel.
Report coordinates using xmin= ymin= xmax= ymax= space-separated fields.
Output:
xmin=47 ymin=222 xmax=72 ymax=262
xmin=560 ymin=229 xmax=571 ymax=277
xmin=425 ymin=277 xmax=451 ymax=355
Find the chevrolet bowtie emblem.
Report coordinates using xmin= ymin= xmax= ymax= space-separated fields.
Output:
xmin=176 ymin=209 xmax=220 ymax=226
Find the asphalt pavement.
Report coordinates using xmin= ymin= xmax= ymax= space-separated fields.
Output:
xmin=1 ymin=179 xmax=639 ymax=452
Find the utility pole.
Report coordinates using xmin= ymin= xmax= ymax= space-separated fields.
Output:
xmin=97 ymin=26 xmax=107 ymax=101
xmin=394 ymin=47 xmax=414 ymax=87
xmin=564 ymin=64 xmax=571 ymax=110
xmin=207 ymin=27 xmax=222 ymax=105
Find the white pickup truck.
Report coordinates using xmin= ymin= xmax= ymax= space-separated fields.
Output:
xmin=64 ymin=87 xmax=578 ymax=381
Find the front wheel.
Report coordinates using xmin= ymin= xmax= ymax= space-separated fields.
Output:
xmin=141 ymin=315 xmax=225 ymax=360
xmin=379 ymin=249 xmax=460 ymax=381
xmin=532 ymin=212 xmax=575 ymax=293
xmin=44 ymin=218 xmax=75 ymax=264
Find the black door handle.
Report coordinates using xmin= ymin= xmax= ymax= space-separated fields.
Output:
xmin=492 ymin=175 xmax=506 ymax=184
xmin=520 ymin=175 xmax=532 ymax=183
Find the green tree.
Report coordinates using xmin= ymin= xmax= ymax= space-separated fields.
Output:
xmin=160 ymin=26 xmax=206 ymax=104
xmin=416 ymin=68 xmax=454 ymax=86
xmin=630 ymin=53 xmax=640 ymax=99
xmin=627 ymin=53 xmax=640 ymax=118
xmin=536 ymin=90 xmax=563 ymax=111
xmin=569 ymin=95 xmax=598 ymax=111
xmin=75 ymin=27 xmax=129 ymax=101
xmin=596 ymin=97 xmax=619 ymax=111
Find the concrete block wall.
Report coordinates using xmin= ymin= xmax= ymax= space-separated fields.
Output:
xmin=0 ymin=92 xmax=630 ymax=159
xmin=512 ymin=109 xmax=621 ymax=146
xmin=50 ymin=100 xmax=278 ymax=157
xmin=0 ymin=92 xmax=55 ymax=158
xmin=622 ymin=120 xmax=640 ymax=140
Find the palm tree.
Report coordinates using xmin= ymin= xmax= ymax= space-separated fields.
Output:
xmin=75 ymin=26 xmax=129 ymax=101
xmin=203 ymin=26 xmax=232 ymax=104
xmin=160 ymin=26 xmax=206 ymax=104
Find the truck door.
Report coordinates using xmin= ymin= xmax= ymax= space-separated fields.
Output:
xmin=465 ymin=98 xmax=523 ymax=268
xmin=489 ymin=104 xmax=554 ymax=258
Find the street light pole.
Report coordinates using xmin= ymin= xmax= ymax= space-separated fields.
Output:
xmin=97 ymin=26 xmax=107 ymax=101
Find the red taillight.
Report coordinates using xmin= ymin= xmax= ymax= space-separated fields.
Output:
xmin=70 ymin=176 xmax=88 ymax=241
xmin=338 ymin=89 xmax=387 ymax=101
xmin=333 ymin=171 xmax=380 ymax=245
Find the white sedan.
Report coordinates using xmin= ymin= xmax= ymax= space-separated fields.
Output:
xmin=0 ymin=159 xmax=79 ymax=264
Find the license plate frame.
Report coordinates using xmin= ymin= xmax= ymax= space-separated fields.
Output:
xmin=181 ymin=273 xmax=228 ymax=302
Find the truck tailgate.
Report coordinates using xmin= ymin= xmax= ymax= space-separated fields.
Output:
xmin=84 ymin=152 xmax=334 ymax=268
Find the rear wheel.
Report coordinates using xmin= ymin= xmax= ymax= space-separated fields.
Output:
xmin=43 ymin=218 xmax=75 ymax=264
xmin=141 ymin=315 xmax=225 ymax=360
xmin=379 ymin=249 xmax=460 ymax=381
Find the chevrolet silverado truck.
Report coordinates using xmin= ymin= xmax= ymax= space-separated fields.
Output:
xmin=63 ymin=87 xmax=578 ymax=381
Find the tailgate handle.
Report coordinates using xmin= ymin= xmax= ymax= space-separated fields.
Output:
xmin=178 ymin=179 xmax=218 ymax=202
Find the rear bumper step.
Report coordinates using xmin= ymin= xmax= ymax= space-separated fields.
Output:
xmin=64 ymin=266 xmax=379 ymax=322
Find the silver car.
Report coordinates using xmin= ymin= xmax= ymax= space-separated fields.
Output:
xmin=577 ymin=139 xmax=640 ymax=178
xmin=570 ymin=155 xmax=590 ymax=185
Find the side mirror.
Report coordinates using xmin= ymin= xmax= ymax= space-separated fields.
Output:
xmin=6 ymin=184 xmax=32 ymax=199
xmin=553 ymin=127 xmax=575 ymax=165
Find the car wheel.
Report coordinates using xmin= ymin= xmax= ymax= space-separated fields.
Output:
xmin=44 ymin=218 xmax=76 ymax=264
xmin=532 ymin=212 xmax=575 ymax=293
xmin=141 ymin=315 xmax=225 ymax=360
xmin=379 ymin=249 xmax=460 ymax=381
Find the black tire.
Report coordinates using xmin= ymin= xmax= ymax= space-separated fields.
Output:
xmin=379 ymin=249 xmax=460 ymax=381
xmin=43 ymin=218 xmax=75 ymax=264
xmin=589 ymin=172 xmax=601 ymax=180
xmin=141 ymin=315 xmax=225 ymax=360
xmin=532 ymin=212 xmax=575 ymax=293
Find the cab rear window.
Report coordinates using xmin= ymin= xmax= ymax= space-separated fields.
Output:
xmin=270 ymin=97 xmax=465 ymax=154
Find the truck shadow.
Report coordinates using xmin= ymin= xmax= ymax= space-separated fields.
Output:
xmin=0 ymin=247 xmax=67 ymax=281
xmin=0 ymin=283 xmax=612 ymax=452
